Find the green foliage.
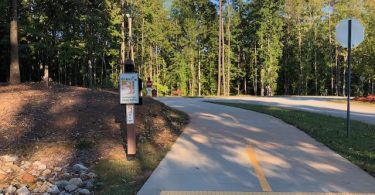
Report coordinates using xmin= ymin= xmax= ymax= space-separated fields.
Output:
xmin=1 ymin=0 xmax=375 ymax=96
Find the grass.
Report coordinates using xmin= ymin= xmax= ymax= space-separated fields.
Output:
xmin=206 ymin=101 xmax=375 ymax=177
xmin=93 ymin=105 xmax=189 ymax=195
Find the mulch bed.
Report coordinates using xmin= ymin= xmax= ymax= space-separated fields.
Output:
xmin=0 ymin=82 xmax=188 ymax=193
xmin=353 ymin=94 xmax=375 ymax=103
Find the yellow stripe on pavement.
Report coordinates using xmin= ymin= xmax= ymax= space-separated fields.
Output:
xmin=247 ymin=146 xmax=272 ymax=192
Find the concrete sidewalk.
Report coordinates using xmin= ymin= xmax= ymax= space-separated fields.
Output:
xmin=138 ymin=98 xmax=375 ymax=195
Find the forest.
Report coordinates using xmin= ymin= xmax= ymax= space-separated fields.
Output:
xmin=0 ymin=0 xmax=374 ymax=96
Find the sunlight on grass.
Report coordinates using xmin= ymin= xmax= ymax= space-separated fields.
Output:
xmin=93 ymin=104 xmax=189 ymax=194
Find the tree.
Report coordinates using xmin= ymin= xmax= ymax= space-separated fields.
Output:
xmin=9 ymin=0 xmax=20 ymax=84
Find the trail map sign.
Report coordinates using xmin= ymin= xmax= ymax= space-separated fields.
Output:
xmin=120 ymin=73 xmax=139 ymax=104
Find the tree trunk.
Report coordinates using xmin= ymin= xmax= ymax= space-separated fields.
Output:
xmin=314 ymin=27 xmax=318 ymax=95
xmin=120 ymin=0 xmax=126 ymax=73
xmin=343 ymin=66 xmax=346 ymax=96
xmin=254 ymin=45 xmax=258 ymax=96
xmin=10 ymin=0 xmax=20 ymax=84
xmin=260 ymin=72 xmax=264 ymax=97
xmin=198 ymin=47 xmax=201 ymax=96
xmin=149 ymin=45 xmax=154 ymax=81
xmin=88 ymin=59 xmax=93 ymax=88
xmin=237 ymin=46 xmax=241 ymax=95
xmin=141 ymin=18 xmax=144 ymax=76
xmin=155 ymin=46 xmax=158 ymax=95
xmin=227 ymin=5 xmax=231 ymax=96
xmin=129 ymin=17 xmax=134 ymax=61
xmin=221 ymin=17 xmax=226 ymax=96
xmin=217 ymin=0 xmax=222 ymax=96
xmin=298 ymin=17 xmax=303 ymax=95
xmin=335 ymin=46 xmax=339 ymax=95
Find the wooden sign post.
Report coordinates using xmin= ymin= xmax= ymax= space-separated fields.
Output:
xmin=120 ymin=59 xmax=139 ymax=155
xmin=126 ymin=104 xmax=136 ymax=155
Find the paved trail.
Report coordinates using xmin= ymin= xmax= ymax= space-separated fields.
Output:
xmin=138 ymin=98 xmax=375 ymax=195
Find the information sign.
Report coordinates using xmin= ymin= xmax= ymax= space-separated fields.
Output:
xmin=120 ymin=73 xmax=139 ymax=104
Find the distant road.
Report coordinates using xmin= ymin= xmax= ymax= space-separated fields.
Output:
xmin=203 ymin=96 xmax=375 ymax=125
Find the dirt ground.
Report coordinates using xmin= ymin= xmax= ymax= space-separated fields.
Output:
xmin=0 ymin=82 xmax=188 ymax=192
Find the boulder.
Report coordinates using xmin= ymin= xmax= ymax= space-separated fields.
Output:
xmin=64 ymin=184 xmax=78 ymax=193
xmin=72 ymin=164 xmax=88 ymax=173
xmin=78 ymin=188 xmax=90 ymax=195
xmin=42 ymin=169 xmax=52 ymax=176
xmin=68 ymin=178 xmax=83 ymax=187
xmin=47 ymin=185 xmax=60 ymax=194
xmin=55 ymin=180 xmax=69 ymax=190
xmin=6 ymin=185 xmax=16 ymax=194
xmin=0 ymin=155 xmax=18 ymax=162
xmin=33 ymin=161 xmax=47 ymax=171
xmin=16 ymin=186 xmax=30 ymax=195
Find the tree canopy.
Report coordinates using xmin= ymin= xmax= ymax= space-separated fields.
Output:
xmin=1 ymin=0 xmax=374 ymax=96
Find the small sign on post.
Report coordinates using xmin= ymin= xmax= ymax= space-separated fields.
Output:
xmin=126 ymin=104 xmax=135 ymax=124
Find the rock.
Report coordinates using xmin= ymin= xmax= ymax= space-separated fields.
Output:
xmin=55 ymin=180 xmax=69 ymax=190
xmin=21 ymin=173 xmax=37 ymax=184
xmin=33 ymin=187 xmax=40 ymax=193
xmin=54 ymin=167 xmax=62 ymax=172
xmin=42 ymin=169 xmax=52 ymax=176
xmin=1 ymin=166 xmax=13 ymax=173
xmin=86 ymin=172 xmax=96 ymax=179
xmin=48 ymin=176 xmax=57 ymax=182
xmin=61 ymin=173 xmax=70 ymax=179
xmin=59 ymin=192 xmax=72 ymax=195
xmin=72 ymin=164 xmax=88 ymax=173
xmin=40 ymin=181 xmax=53 ymax=193
xmin=83 ymin=179 xmax=94 ymax=189
xmin=38 ymin=176 xmax=47 ymax=182
xmin=78 ymin=188 xmax=90 ymax=195
xmin=64 ymin=184 xmax=78 ymax=192
xmin=47 ymin=185 xmax=60 ymax=194
xmin=68 ymin=178 xmax=83 ymax=187
xmin=0 ymin=155 xmax=18 ymax=162
xmin=16 ymin=186 xmax=30 ymax=195
xmin=20 ymin=161 xmax=31 ymax=170
xmin=33 ymin=161 xmax=47 ymax=171
xmin=79 ymin=173 xmax=90 ymax=181
xmin=0 ymin=173 xmax=7 ymax=181
xmin=29 ymin=169 xmax=41 ymax=177
xmin=6 ymin=185 xmax=16 ymax=194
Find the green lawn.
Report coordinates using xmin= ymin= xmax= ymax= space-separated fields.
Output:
xmin=206 ymin=101 xmax=375 ymax=177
